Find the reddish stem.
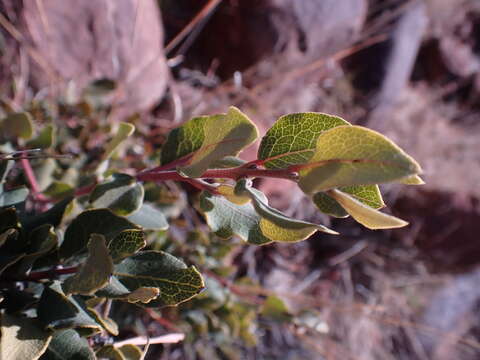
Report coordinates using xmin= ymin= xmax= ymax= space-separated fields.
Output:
xmin=20 ymin=158 xmax=49 ymax=202
xmin=22 ymin=266 xmax=79 ymax=281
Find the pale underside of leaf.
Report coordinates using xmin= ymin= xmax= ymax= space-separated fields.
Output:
xmin=313 ymin=184 xmax=384 ymax=218
xmin=328 ymin=189 xmax=408 ymax=229
xmin=0 ymin=313 xmax=52 ymax=360
xmin=103 ymin=122 xmax=135 ymax=161
xmin=298 ymin=125 xmax=422 ymax=194
xmin=400 ymin=174 xmax=425 ymax=185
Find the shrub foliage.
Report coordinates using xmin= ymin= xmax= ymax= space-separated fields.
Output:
xmin=0 ymin=105 xmax=422 ymax=359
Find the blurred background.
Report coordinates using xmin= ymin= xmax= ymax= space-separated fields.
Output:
xmin=1 ymin=0 xmax=480 ymax=359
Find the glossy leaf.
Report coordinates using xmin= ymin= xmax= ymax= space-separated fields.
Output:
xmin=63 ymin=234 xmax=114 ymax=295
xmin=0 ymin=313 xmax=52 ymax=360
xmin=90 ymin=173 xmax=144 ymax=216
xmin=258 ymin=112 xmax=349 ymax=169
xmin=108 ymin=229 xmax=146 ymax=263
xmin=103 ymin=122 xmax=135 ymax=161
xmin=126 ymin=203 xmax=169 ymax=230
xmin=298 ymin=125 xmax=422 ymax=194
xmin=39 ymin=329 xmax=96 ymax=360
xmin=60 ymin=208 xmax=140 ymax=260
xmin=313 ymin=184 xmax=384 ymax=218
xmin=161 ymin=106 xmax=258 ymax=177
xmin=328 ymin=189 xmax=408 ymax=229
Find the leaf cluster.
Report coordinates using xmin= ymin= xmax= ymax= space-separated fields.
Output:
xmin=0 ymin=101 xmax=422 ymax=359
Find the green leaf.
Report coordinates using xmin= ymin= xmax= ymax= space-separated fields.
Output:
xmin=112 ymin=251 xmax=204 ymax=307
xmin=261 ymin=295 xmax=292 ymax=322
xmin=63 ymin=234 xmax=114 ymax=295
xmin=258 ymin=112 xmax=350 ymax=169
xmin=21 ymin=196 xmax=74 ymax=232
xmin=400 ymin=174 xmax=425 ymax=185
xmin=90 ymin=174 xmax=144 ymax=216
xmin=60 ymin=208 xmax=140 ymax=260
xmin=216 ymin=184 xmax=251 ymax=205
xmin=43 ymin=181 xmax=74 ymax=200
xmin=200 ymin=180 xmax=337 ymax=245
xmin=0 ymin=112 xmax=34 ymax=140
xmin=108 ymin=229 xmax=146 ymax=263
xmin=161 ymin=106 xmax=258 ymax=177
xmin=235 ymin=179 xmax=338 ymax=240
xmin=298 ymin=125 xmax=422 ymax=194
xmin=96 ymin=345 xmax=125 ymax=360
xmin=209 ymin=156 xmax=247 ymax=169
xmin=200 ymin=191 xmax=272 ymax=245
xmin=328 ymin=189 xmax=408 ymax=229
xmin=0 ymin=186 xmax=29 ymax=207
xmin=0 ymin=313 xmax=52 ymax=360
xmin=313 ymin=184 xmax=384 ymax=218
xmin=126 ymin=203 xmax=168 ymax=230
xmin=39 ymin=329 xmax=96 ymax=360
xmin=17 ymin=224 xmax=57 ymax=273
xmin=86 ymin=307 xmax=118 ymax=336
xmin=102 ymin=122 xmax=135 ymax=161
xmin=37 ymin=283 xmax=102 ymax=332
xmin=117 ymin=345 xmax=143 ymax=360
xmin=27 ymin=125 xmax=56 ymax=149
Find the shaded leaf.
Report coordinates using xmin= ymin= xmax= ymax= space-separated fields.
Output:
xmin=90 ymin=174 xmax=144 ymax=216
xmin=235 ymin=179 xmax=337 ymax=240
xmin=108 ymin=229 xmax=146 ymax=263
xmin=27 ymin=125 xmax=56 ymax=149
xmin=17 ymin=224 xmax=57 ymax=274
xmin=112 ymin=251 xmax=204 ymax=307
xmin=0 ymin=313 xmax=52 ymax=360
xmin=126 ymin=203 xmax=168 ymax=230
xmin=43 ymin=181 xmax=74 ymax=200
xmin=0 ymin=159 xmax=14 ymax=183
xmin=39 ymin=329 xmax=95 ymax=360
xmin=63 ymin=234 xmax=114 ymax=295
xmin=37 ymin=283 xmax=101 ymax=332
xmin=117 ymin=345 xmax=143 ymax=360
xmin=86 ymin=307 xmax=118 ymax=336
xmin=97 ymin=345 xmax=125 ymax=360
xmin=0 ymin=253 xmax=25 ymax=276
xmin=162 ymin=106 xmax=258 ymax=177
xmin=0 ymin=112 xmax=34 ymax=140
xmin=209 ymin=156 xmax=246 ymax=169
xmin=328 ymin=189 xmax=408 ymax=229
xmin=313 ymin=184 xmax=384 ymax=218
xmin=258 ymin=112 xmax=349 ymax=169
xmin=60 ymin=208 xmax=140 ymax=260
xmin=103 ymin=122 xmax=135 ymax=161
xmin=0 ymin=186 xmax=29 ymax=207
xmin=298 ymin=125 xmax=422 ymax=194
xmin=200 ymin=191 xmax=272 ymax=245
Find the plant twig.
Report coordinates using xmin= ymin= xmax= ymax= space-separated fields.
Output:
xmin=113 ymin=334 xmax=185 ymax=347
xmin=22 ymin=266 xmax=79 ymax=281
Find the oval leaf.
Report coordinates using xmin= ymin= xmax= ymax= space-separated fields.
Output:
xmin=1 ymin=313 xmax=52 ymax=360
xmin=90 ymin=173 xmax=144 ymax=216
xmin=108 ymin=229 xmax=146 ymax=263
xmin=161 ymin=106 xmax=258 ymax=177
xmin=328 ymin=189 xmax=408 ymax=229
xmin=126 ymin=203 xmax=169 ymax=231
xmin=102 ymin=122 xmax=135 ymax=161
xmin=60 ymin=208 xmax=140 ymax=260
xmin=313 ymin=184 xmax=384 ymax=218
xmin=298 ymin=125 xmax=422 ymax=194
xmin=0 ymin=112 xmax=34 ymax=140
xmin=258 ymin=112 xmax=350 ymax=169
xmin=40 ymin=329 xmax=96 ymax=360
xmin=63 ymin=234 xmax=114 ymax=295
